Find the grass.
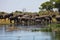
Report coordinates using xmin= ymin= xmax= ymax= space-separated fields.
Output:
xmin=0 ymin=19 xmax=14 ymax=25
xmin=32 ymin=23 xmax=60 ymax=32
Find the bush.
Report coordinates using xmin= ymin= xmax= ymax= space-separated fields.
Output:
xmin=56 ymin=24 xmax=60 ymax=27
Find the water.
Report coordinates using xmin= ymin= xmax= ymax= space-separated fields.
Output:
xmin=0 ymin=25 xmax=59 ymax=40
xmin=0 ymin=31 xmax=52 ymax=40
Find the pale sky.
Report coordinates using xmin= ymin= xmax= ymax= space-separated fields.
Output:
xmin=0 ymin=0 xmax=49 ymax=13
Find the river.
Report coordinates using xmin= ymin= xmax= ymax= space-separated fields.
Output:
xmin=0 ymin=24 xmax=60 ymax=40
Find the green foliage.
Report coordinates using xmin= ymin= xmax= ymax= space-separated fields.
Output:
xmin=41 ymin=1 xmax=53 ymax=11
xmin=40 ymin=28 xmax=52 ymax=32
xmin=50 ymin=0 xmax=60 ymax=3
xmin=39 ymin=0 xmax=60 ymax=12
xmin=56 ymin=0 xmax=60 ymax=3
xmin=38 ymin=11 xmax=59 ymax=16
xmin=56 ymin=24 xmax=60 ymax=27
xmin=50 ymin=0 xmax=60 ymax=8
xmin=0 ymin=12 xmax=7 ymax=14
xmin=15 ymin=11 xmax=22 ymax=13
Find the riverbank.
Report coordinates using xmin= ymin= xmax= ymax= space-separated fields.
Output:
xmin=32 ymin=23 xmax=60 ymax=32
xmin=0 ymin=19 xmax=14 ymax=25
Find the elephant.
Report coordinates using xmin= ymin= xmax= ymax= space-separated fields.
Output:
xmin=56 ymin=17 xmax=60 ymax=22
xmin=0 ymin=15 xmax=3 ymax=19
xmin=3 ymin=13 xmax=13 ymax=19
xmin=9 ymin=16 xmax=19 ymax=23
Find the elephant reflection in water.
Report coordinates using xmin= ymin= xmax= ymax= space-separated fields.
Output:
xmin=6 ymin=24 xmax=20 ymax=32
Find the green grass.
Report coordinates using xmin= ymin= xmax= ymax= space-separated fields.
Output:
xmin=32 ymin=23 xmax=60 ymax=32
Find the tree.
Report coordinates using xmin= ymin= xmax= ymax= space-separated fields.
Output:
xmin=15 ymin=11 xmax=22 ymax=13
xmin=50 ymin=0 xmax=60 ymax=3
xmin=50 ymin=0 xmax=60 ymax=13
xmin=55 ymin=0 xmax=60 ymax=13
xmin=40 ymin=1 xmax=53 ymax=11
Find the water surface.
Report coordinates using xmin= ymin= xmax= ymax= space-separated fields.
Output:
xmin=0 ymin=25 xmax=59 ymax=40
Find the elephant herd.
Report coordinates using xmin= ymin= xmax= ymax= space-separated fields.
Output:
xmin=0 ymin=13 xmax=60 ymax=25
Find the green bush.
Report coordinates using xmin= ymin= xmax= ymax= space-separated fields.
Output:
xmin=56 ymin=24 xmax=60 ymax=27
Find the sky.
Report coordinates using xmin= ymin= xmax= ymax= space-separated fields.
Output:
xmin=0 ymin=0 xmax=49 ymax=13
